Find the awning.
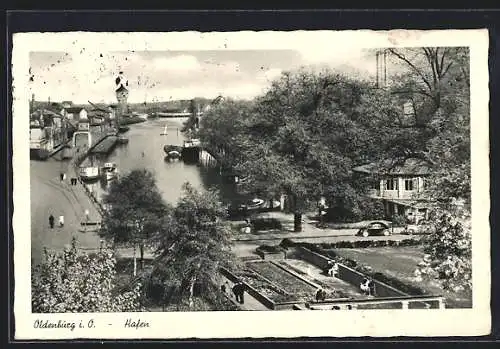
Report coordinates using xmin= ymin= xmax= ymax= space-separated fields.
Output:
xmin=385 ymin=198 xmax=432 ymax=209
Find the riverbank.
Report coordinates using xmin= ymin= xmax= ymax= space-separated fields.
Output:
xmin=30 ymin=159 xmax=103 ymax=265
xmin=30 ymin=118 xmax=210 ymax=262
xmin=120 ymin=116 xmax=147 ymax=126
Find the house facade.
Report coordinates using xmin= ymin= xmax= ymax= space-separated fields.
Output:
xmin=64 ymin=107 xmax=88 ymax=121
xmin=353 ymin=158 xmax=432 ymax=224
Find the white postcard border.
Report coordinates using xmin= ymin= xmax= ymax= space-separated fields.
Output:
xmin=13 ymin=29 xmax=491 ymax=339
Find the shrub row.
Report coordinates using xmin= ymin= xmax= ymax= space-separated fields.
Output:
xmin=279 ymin=238 xmax=421 ymax=250
xmin=317 ymin=238 xmax=422 ymax=249
xmin=250 ymin=217 xmax=283 ymax=231
xmin=256 ymin=244 xmax=286 ymax=254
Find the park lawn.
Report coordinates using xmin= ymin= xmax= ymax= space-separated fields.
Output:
xmin=333 ymin=247 xmax=472 ymax=308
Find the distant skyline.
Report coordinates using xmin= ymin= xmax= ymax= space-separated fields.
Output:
xmin=30 ymin=48 xmax=382 ymax=104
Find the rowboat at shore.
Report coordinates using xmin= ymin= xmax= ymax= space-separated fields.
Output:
xmin=102 ymin=162 xmax=118 ymax=181
xmin=79 ymin=166 xmax=100 ymax=181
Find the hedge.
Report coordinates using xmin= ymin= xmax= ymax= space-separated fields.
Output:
xmin=256 ymin=244 xmax=286 ymax=253
xmin=316 ymin=238 xmax=422 ymax=249
xmin=250 ymin=217 xmax=283 ymax=231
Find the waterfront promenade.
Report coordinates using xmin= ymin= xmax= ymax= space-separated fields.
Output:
xmin=30 ymin=159 xmax=103 ymax=264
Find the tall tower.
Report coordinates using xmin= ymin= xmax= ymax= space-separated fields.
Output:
xmin=376 ymin=49 xmax=387 ymax=88
xmin=115 ymin=71 xmax=129 ymax=119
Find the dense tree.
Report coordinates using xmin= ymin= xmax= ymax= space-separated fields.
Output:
xmin=197 ymin=98 xmax=255 ymax=169
xmin=416 ymin=211 xmax=472 ymax=293
xmin=385 ymin=48 xmax=470 ymax=197
xmin=386 ymin=47 xmax=472 ymax=291
xmin=32 ymin=238 xmax=143 ymax=313
xmin=198 ymin=69 xmax=393 ymax=231
xmin=100 ymin=169 xmax=169 ymax=274
xmin=151 ymin=183 xmax=237 ymax=309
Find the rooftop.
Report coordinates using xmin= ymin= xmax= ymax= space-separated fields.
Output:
xmin=65 ymin=106 xmax=86 ymax=113
xmin=353 ymin=158 xmax=432 ymax=176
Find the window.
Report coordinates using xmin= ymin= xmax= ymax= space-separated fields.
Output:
xmin=404 ymin=178 xmax=415 ymax=191
xmin=385 ymin=179 xmax=398 ymax=190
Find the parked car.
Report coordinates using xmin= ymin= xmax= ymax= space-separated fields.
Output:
xmin=401 ymin=222 xmax=432 ymax=235
xmin=356 ymin=221 xmax=392 ymax=237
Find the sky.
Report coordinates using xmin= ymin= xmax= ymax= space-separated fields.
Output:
xmin=29 ymin=48 xmax=380 ymax=104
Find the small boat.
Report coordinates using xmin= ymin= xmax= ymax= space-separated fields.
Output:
xmin=164 ymin=144 xmax=183 ymax=155
xmin=247 ymin=198 xmax=265 ymax=210
xmin=117 ymin=136 xmax=129 ymax=145
xmin=160 ymin=124 xmax=168 ymax=135
xmin=118 ymin=125 xmax=130 ymax=133
xmin=183 ymin=138 xmax=201 ymax=148
xmin=79 ymin=166 xmax=100 ymax=181
xmin=166 ymin=150 xmax=181 ymax=159
xmin=101 ymin=162 xmax=118 ymax=181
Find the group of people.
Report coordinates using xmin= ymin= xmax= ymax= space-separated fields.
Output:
xmin=360 ymin=278 xmax=376 ymax=296
xmin=326 ymin=261 xmax=339 ymax=278
xmin=221 ymin=281 xmax=246 ymax=304
xmin=315 ymin=288 xmax=327 ymax=301
xmin=60 ymin=172 xmax=78 ymax=186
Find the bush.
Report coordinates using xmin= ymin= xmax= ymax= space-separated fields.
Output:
xmin=324 ymin=197 xmax=386 ymax=223
xmin=250 ymin=217 xmax=282 ymax=231
xmin=392 ymin=214 xmax=407 ymax=227
xmin=298 ymin=239 xmax=421 ymax=250
xmin=359 ymin=198 xmax=386 ymax=221
xmin=279 ymin=238 xmax=295 ymax=248
xmin=256 ymin=244 xmax=285 ymax=253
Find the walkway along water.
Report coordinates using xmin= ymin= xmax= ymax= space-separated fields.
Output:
xmin=31 ymin=118 xmax=240 ymax=264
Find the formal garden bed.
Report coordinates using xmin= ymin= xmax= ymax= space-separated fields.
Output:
xmin=246 ymin=261 xmax=316 ymax=297
xmin=235 ymin=269 xmax=295 ymax=303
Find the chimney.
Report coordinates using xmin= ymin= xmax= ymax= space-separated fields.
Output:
xmin=376 ymin=50 xmax=387 ymax=88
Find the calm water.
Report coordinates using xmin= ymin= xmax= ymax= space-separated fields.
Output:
xmin=30 ymin=117 xmax=241 ymax=262
xmin=82 ymin=117 xmax=241 ymax=205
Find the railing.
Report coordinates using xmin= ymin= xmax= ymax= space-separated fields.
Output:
xmin=306 ymin=294 xmax=445 ymax=310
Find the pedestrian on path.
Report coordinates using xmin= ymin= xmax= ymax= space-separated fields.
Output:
xmin=238 ymin=283 xmax=245 ymax=304
xmin=48 ymin=214 xmax=54 ymax=229
xmin=60 ymin=172 xmax=64 ymax=181
xmin=85 ymin=209 xmax=90 ymax=222
xmin=232 ymin=282 xmax=245 ymax=304
xmin=58 ymin=215 xmax=65 ymax=227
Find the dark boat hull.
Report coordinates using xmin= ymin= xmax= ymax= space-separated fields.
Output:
xmin=30 ymin=148 xmax=50 ymax=160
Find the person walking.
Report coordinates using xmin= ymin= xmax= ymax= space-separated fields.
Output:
xmin=315 ymin=288 xmax=323 ymax=301
xmin=232 ymin=283 xmax=240 ymax=302
xmin=84 ymin=209 xmax=90 ymax=223
xmin=232 ymin=282 xmax=245 ymax=304
xmin=239 ymin=283 xmax=245 ymax=304
xmin=48 ymin=214 xmax=55 ymax=229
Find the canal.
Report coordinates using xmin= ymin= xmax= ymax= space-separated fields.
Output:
xmin=30 ymin=117 xmax=242 ymax=264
